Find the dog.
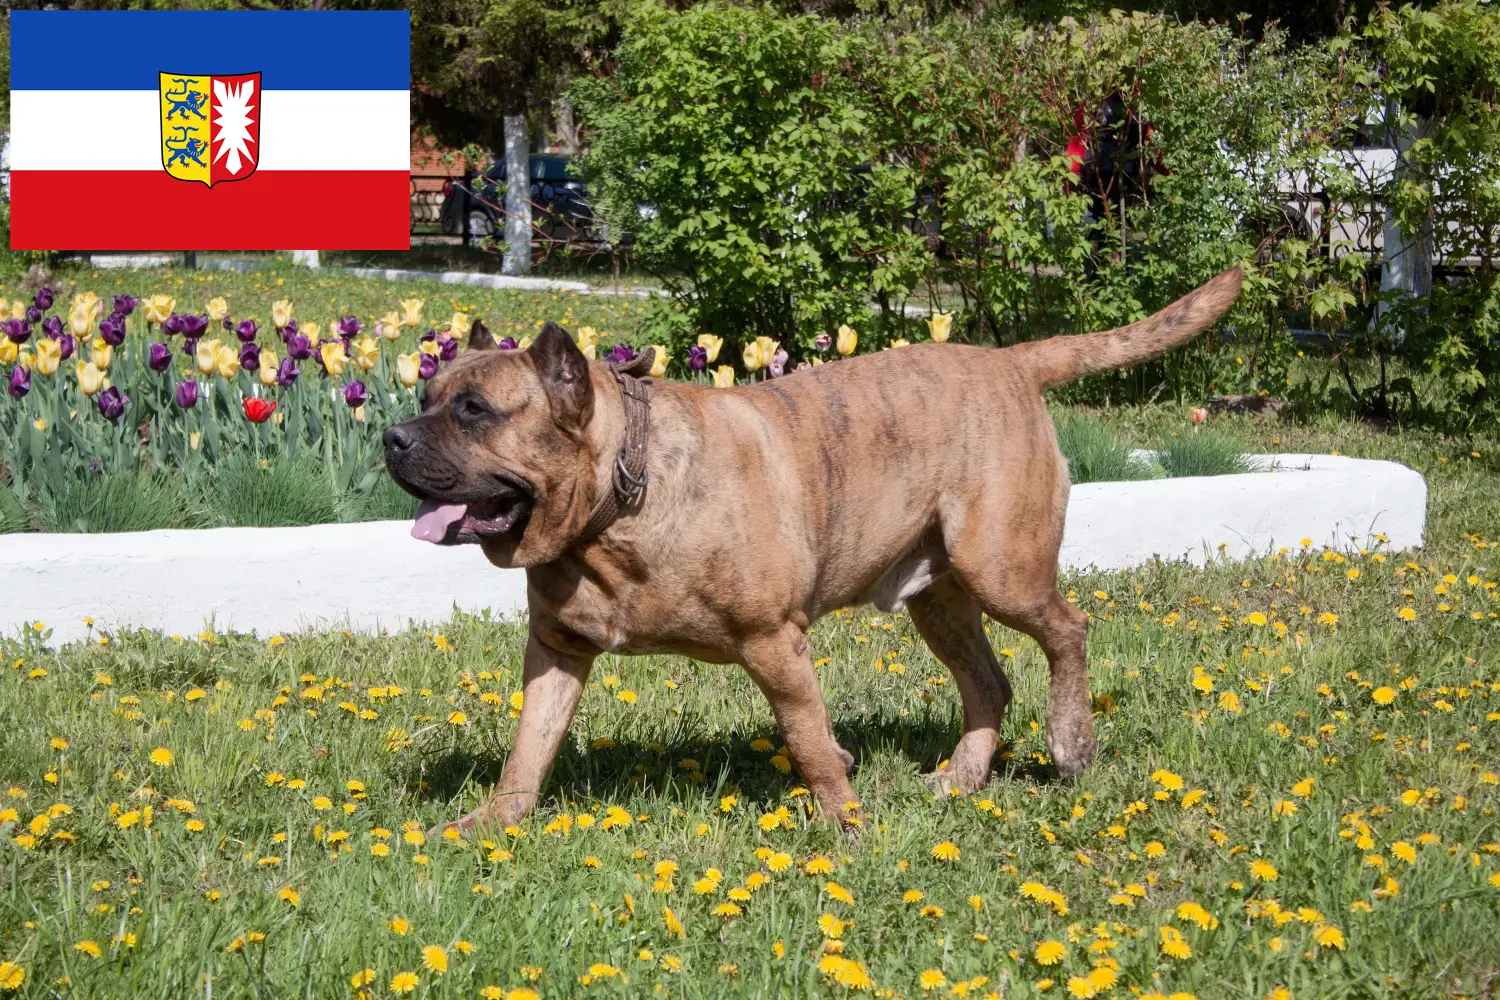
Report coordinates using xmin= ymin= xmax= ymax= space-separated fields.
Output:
xmin=383 ymin=267 xmax=1242 ymax=835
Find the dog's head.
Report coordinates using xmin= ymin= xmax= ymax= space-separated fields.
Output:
xmin=383 ymin=319 xmax=598 ymax=567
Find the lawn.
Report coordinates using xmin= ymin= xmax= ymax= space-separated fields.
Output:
xmin=1 ymin=410 xmax=1498 ymax=1000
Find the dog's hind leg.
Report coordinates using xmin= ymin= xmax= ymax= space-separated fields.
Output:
xmin=908 ymin=575 xmax=1012 ymax=796
xmin=742 ymin=624 xmax=862 ymax=832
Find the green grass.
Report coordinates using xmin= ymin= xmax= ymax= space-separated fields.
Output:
xmin=1054 ymin=414 xmax=1154 ymax=484
xmin=0 ymin=487 xmax=28 ymax=534
xmin=207 ymin=455 xmax=341 ymax=529
xmin=1 ymin=408 xmax=1498 ymax=999
xmin=39 ymin=470 xmax=209 ymax=534
xmin=1155 ymin=430 xmax=1254 ymax=479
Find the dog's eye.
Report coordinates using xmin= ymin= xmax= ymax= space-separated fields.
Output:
xmin=453 ymin=394 xmax=495 ymax=424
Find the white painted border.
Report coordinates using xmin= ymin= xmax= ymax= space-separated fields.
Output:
xmin=0 ymin=454 xmax=1424 ymax=646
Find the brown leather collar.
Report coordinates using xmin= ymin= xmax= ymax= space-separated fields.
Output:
xmin=578 ymin=348 xmax=654 ymax=542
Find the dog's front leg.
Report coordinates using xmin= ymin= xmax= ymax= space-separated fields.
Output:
xmin=743 ymin=625 xmax=862 ymax=835
xmin=434 ymin=629 xmax=594 ymax=838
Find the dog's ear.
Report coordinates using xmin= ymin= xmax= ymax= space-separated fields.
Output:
xmin=467 ymin=318 xmax=496 ymax=352
xmin=530 ymin=321 xmax=594 ymax=431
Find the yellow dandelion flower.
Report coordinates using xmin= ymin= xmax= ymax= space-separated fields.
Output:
xmin=390 ymin=971 xmax=419 ymax=994
xmin=1371 ymin=687 xmax=1397 ymax=705
xmin=920 ymin=969 xmax=947 ymax=991
xmin=1250 ymin=859 xmax=1279 ymax=882
xmin=149 ymin=748 xmax=174 ymax=767
xmin=931 ymin=841 xmax=960 ymax=862
xmin=1034 ymin=940 xmax=1066 ymax=965
xmin=421 ymin=945 xmax=448 ymax=974
xmin=825 ymin=881 xmax=854 ymax=905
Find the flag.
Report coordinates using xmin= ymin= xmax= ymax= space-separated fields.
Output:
xmin=8 ymin=11 xmax=410 ymax=251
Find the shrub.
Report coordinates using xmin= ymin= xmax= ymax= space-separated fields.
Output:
xmin=207 ymin=455 xmax=339 ymax=528
xmin=1054 ymin=414 xmax=1153 ymax=484
xmin=1155 ymin=431 xmax=1252 ymax=478
xmin=41 ymin=470 xmax=207 ymax=534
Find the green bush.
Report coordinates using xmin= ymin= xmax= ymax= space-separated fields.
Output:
xmin=208 ymin=455 xmax=339 ymax=528
xmin=41 ymin=470 xmax=208 ymax=534
xmin=1054 ymin=414 xmax=1153 ymax=483
xmin=1155 ymin=431 xmax=1252 ymax=478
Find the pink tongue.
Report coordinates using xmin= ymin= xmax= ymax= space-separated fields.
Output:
xmin=411 ymin=501 xmax=468 ymax=543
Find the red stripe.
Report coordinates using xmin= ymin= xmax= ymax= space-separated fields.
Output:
xmin=10 ymin=170 xmax=410 ymax=250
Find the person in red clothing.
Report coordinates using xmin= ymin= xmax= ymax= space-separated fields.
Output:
xmin=1065 ymin=91 xmax=1169 ymax=268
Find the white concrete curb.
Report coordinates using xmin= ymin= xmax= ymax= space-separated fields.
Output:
xmin=0 ymin=454 xmax=1424 ymax=646
xmin=341 ymin=266 xmax=665 ymax=298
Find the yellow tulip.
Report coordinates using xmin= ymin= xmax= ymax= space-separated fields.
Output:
xmin=302 ymin=321 xmax=320 ymax=342
xmin=76 ymin=361 xmax=107 ymax=396
xmin=12 ymin=301 xmax=26 ymax=320
xmin=811 ymin=356 xmax=825 ymax=366
xmin=16 ymin=350 xmax=33 ymax=370
xmin=142 ymin=294 xmax=175 ymax=325
xmin=33 ymin=418 xmax=47 ymax=431
xmin=189 ymin=431 xmax=202 ymax=452
xmin=216 ymin=345 xmax=241 ymax=380
xmin=450 ymin=312 xmax=472 ymax=338
xmin=742 ymin=341 xmax=762 ymax=372
xmin=379 ymin=311 xmax=402 ymax=341
xmin=35 ymin=338 xmax=61 ymax=376
xmin=396 ymin=352 xmax=421 ymax=388
xmin=649 ymin=344 xmax=669 ymax=378
xmin=319 ymin=341 xmax=348 ymax=377
xmin=836 ymin=324 xmax=857 ymax=356
xmin=196 ymin=339 xmax=221 ymax=376
xmin=575 ymin=326 xmax=599 ymax=360
xmin=517 ymin=335 xmax=533 ymax=349
xmin=697 ymin=333 xmax=723 ymax=363
xmin=418 ymin=339 xmax=441 ymax=357
xmin=0 ymin=299 xmax=8 ymax=318
xmin=0 ymin=340 xmax=16 ymax=365
xmin=73 ymin=291 xmax=100 ymax=316
xmin=90 ymin=338 xmax=113 ymax=370
xmin=259 ymin=348 xmax=279 ymax=387
xmin=352 ymin=336 xmax=380 ymax=372
xmin=352 ymin=404 xmax=366 ymax=424
xmin=206 ymin=297 xmax=229 ymax=323
xmin=712 ymin=365 xmax=735 ymax=388
xmin=888 ymin=338 xmax=910 ymax=349
xmin=399 ymin=298 xmax=424 ymax=327
xmin=927 ymin=311 xmax=953 ymax=343
xmin=69 ymin=302 xmax=95 ymax=339
xmin=755 ymin=336 xmax=779 ymax=368
xmin=272 ymin=298 xmax=294 ymax=330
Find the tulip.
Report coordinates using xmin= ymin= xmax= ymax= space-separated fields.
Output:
xmin=649 ymin=344 xmax=669 ymax=378
xmin=302 ymin=321 xmax=320 ymax=342
xmin=42 ymin=316 xmax=62 ymax=340
xmin=352 ymin=336 xmax=379 ymax=371
xmin=836 ymin=324 xmax=857 ymax=356
xmin=9 ymin=301 xmax=22 ymax=321
xmin=141 ymin=293 xmax=173 ymax=325
xmin=927 ymin=311 xmax=953 ymax=343
xmin=163 ymin=313 xmax=184 ymax=337
xmin=396 ymin=352 xmax=420 ymax=388
xmin=98 ymin=313 xmax=126 ymax=346
xmin=76 ymin=361 xmax=106 ymax=396
xmin=286 ymin=334 xmax=311 ymax=361
xmin=272 ymin=298 xmax=293 ymax=330
xmin=0 ymin=340 xmax=14 ymax=365
xmin=179 ymin=314 xmax=209 ymax=339
xmin=608 ymin=343 xmax=638 ymax=365
xmin=378 ymin=311 xmax=402 ymax=341
xmin=181 ymin=336 xmax=199 ymax=359
xmin=73 ymin=291 xmax=100 ymax=316
xmin=34 ymin=287 xmax=55 ymax=311
xmin=344 ymin=379 xmax=369 ymax=408
xmin=243 ymin=397 xmax=276 ymax=424
xmin=1191 ymin=407 xmax=1208 ymax=425
xmin=112 ymin=294 xmax=137 ymax=316
xmin=742 ymin=342 xmax=762 ymax=372
xmin=35 ymin=337 xmax=61 ymax=376
xmin=697 ymin=333 xmax=723 ymax=363
xmin=319 ymin=341 xmax=348 ymax=377
xmin=278 ymin=318 xmax=299 ymax=342
xmin=337 ymin=315 xmax=365 ymax=338
xmin=68 ymin=303 xmax=95 ymax=339
xmin=688 ymin=345 xmax=707 ymax=371
xmin=438 ymin=336 xmax=458 ymax=362
xmin=352 ymin=404 xmax=366 ymax=423
xmin=449 ymin=312 xmax=472 ymax=338
xmin=517 ymin=335 xmax=533 ymax=349
xmin=25 ymin=307 xmax=40 ymax=324
xmin=97 ymin=386 xmax=128 ymax=422
xmin=216 ymin=345 xmax=241 ymax=380
xmin=8 ymin=365 xmax=30 ymax=399
xmin=139 ymin=342 xmax=170 ymax=373
xmin=235 ymin=319 xmax=259 ymax=343
xmin=259 ymin=348 xmax=279 ymax=387
xmin=195 ymin=339 xmax=220 ymax=375
xmin=419 ymin=353 xmax=439 ymax=380
xmin=206 ymin=297 xmax=229 ymax=323
xmin=814 ymin=333 xmax=833 ymax=352
xmin=2 ymin=318 xmax=31 ymax=344
xmin=575 ymin=326 xmax=598 ymax=360
xmin=399 ymin=298 xmax=424 ymax=327
xmin=756 ymin=336 xmax=779 ymax=367
xmin=276 ymin=357 xmax=300 ymax=387
xmin=796 ymin=361 xmax=812 ymax=372
xmin=418 ymin=338 xmax=441 ymax=358
xmin=56 ymin=332 xmax=76 ymax=360
xmin=174 ymin=380 xmax=199 ymax=409
xmin=769 ymin=347 xmax=788 ymax=378
xmin=90 ymin=339 xmax=113 ymax=370
xmin=189 ymin=431 xmax=202 ymax=451
xmin=712 ymin=365 xmax=735 ymax=388
xmin=498 ymin=337 xmax=518 ymax=350
xmin=239 ymin=342 xmax=261 ymax=372
xmin=889 ymin=338 xmax=911 ymax=349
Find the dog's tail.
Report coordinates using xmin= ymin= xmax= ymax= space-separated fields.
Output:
xmin=1011 ymin=267 xmax=1243 ymax=390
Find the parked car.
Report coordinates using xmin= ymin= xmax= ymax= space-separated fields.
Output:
xmin=439 ymin=154 xmax=595 ymax=246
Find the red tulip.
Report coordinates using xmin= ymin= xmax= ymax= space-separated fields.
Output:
xmin=243 ymin=398 xmax=277 ymax=424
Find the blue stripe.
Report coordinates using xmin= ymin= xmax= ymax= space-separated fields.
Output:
xmin=10 ymin=11 xmax=409 ymax=91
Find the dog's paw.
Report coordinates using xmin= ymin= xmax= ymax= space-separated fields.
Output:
xmin=1047 ymin=732 xmax=1096 ymax=779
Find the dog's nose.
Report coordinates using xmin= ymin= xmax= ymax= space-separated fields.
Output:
xmin=383 ymin=425 xmax=414 ymax=453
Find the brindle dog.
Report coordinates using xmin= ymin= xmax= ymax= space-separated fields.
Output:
xmin=384 ymin=268 xmax=1243 ymax=836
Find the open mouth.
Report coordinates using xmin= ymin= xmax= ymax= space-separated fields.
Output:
xmin=410 ymin=479 xmax=533 ymax=545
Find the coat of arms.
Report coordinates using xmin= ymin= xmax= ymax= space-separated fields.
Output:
xmin=158 ymin=72 xmax=261 ymax=187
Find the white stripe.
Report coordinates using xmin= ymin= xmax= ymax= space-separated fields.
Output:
xmin=11 ymin=90 xmax=409 ymax=171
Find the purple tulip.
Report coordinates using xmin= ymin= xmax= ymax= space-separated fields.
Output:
xmin=238 ymin=343 xmax=261 ymax=372
xmin=607 ymin=343 xmax=638 ymax=365
xmin=34 ymin=287 xmax=54 ymax=311
xmin=344 ymin=379 xmax=369 ymax=408
xmin=2 ymin=319 xmax=32 ymax=344
xmin=99 ymin=313 xmax=127 ymax=346
xmin=57 ymin=333 xmax=76 ymax=360
xmin=174 ymin=380 xmax=199 ymax=409
xmin=420 ymin=328 xmax=437 ymax=342
xmin=182 ymin=336 xmax=199 ymax=359
xmin=97 ymin=386 xmax=129 ymax=422
xmin=335 ymin=316 xmax=363 ymax=339
xmin=41 ymin=316 xmax=62 ymax=340
xmin=769 ymin=348 xmax=788 ymax=379
xmin=25 ymin=306 xmax=41 ymax=325
xmin=419 ymin=353 xmax=439 ymax=380
xmin=687 ymin=345 xmax=707 ymax=371
xmin=8 ymin=365 xmax=30 ymax=399
xmin=439 ymin=336 xmax=458 ymax=362
xmin=814 ymin=333 xmax=833 ymax=352
xmin=235 ymin=319 xmax=259 ymax=343
xmin=498 ymin=336 xmax=518 ymax=350
xmin=162 ymin=313 xmax=183 ymax=336
xmin=279 ymin=318 xmax=298 ymax=343
xmin=276 ymin=357 xmax=300 ymax=387
xmin=148 ymin=342 xmax=173 ymax=372
xmin=286 ymin=333 xmax=311 ymax=360
xmin=222 ymin=317 xmax=235 ymax=332
xmin=112 ymin=294 xmax=136 ymax=316
xmin=179 ymin=314 xmax=209 ymax=339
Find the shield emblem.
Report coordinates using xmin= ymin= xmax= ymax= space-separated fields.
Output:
xmin=159 ymin=72 xmax=261 ymax=187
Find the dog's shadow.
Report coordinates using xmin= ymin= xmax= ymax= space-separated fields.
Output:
xmin=405 ymin=707 xmax=1057 ymax=814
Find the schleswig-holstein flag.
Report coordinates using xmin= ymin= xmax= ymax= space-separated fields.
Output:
xmin=8 ymin=11 xmax=410 ymax=250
